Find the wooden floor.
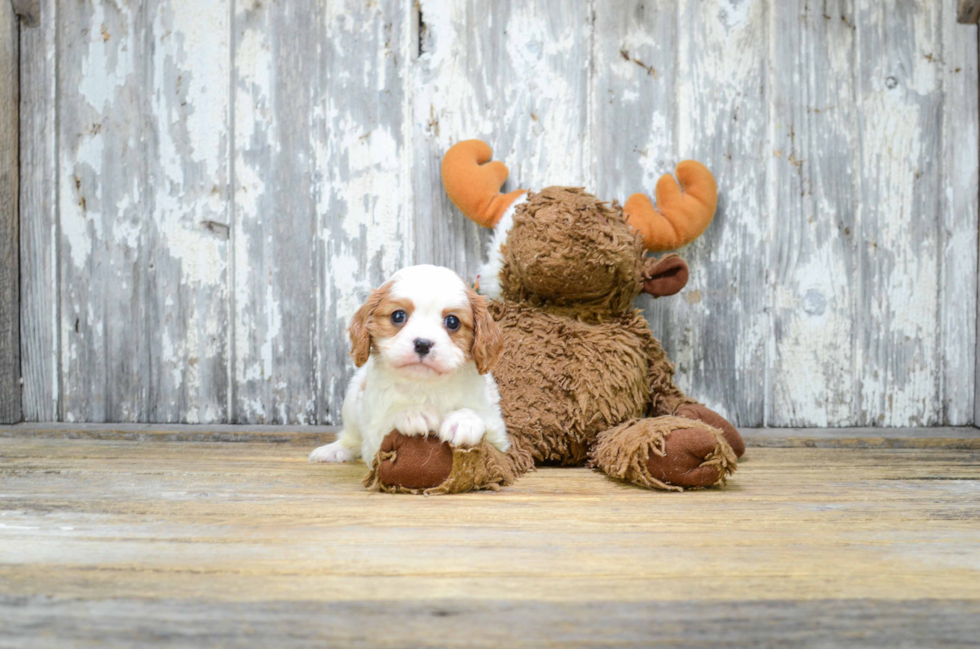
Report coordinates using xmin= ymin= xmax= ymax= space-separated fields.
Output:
xmin=1 ymin=426 xmax=979 ymax=647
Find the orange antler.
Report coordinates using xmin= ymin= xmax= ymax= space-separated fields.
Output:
xmin=441 ymin=140 xmax=527 ymax=228
xmin=624 ymin=161 xmax=718 ymax=251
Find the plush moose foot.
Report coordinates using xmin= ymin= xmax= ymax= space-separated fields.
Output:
xmin=364 ymin=431 xmax=519 ymax=495
xmin=673 ymin=403 xmax=745 ymax=458
xmin=591 ymin=416 xmax=738 ymax=491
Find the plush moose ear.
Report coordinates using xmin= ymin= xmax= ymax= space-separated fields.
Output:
xmin=442 ymin=139 xmax=527 ymax=228
xmin=467 ymin=287 xmax=503 ymax=374
xmin=642 ymin=253 xmax=689 ymax=298
xmin=624 ymin=161 xmax=718 ymax=251
xmin=347 ymin=282 xmax=392 ymax=367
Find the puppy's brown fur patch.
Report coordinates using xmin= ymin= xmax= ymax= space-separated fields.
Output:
xmin=368 ymin=295 xmax=415 ymax=343
xmin=349 ymin=282 xmax=415 ymax=367
xmin=466 ymin=286 xmax=502 ymax=374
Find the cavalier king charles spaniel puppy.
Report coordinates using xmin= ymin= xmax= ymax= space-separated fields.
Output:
xmin=309 ymin=265 xmax=509 ymax=465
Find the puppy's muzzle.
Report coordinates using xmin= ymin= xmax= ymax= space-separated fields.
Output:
xmin=414 ymin=338 xmax=434 ymax=357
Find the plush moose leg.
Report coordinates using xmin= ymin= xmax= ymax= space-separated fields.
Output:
xmin=591 ymin=416 xmax=738 ymax=491
xmin=672 ymin=404 xmax=746 ymax=458
xmin=364 ymin=431 xmax=520 ymax=495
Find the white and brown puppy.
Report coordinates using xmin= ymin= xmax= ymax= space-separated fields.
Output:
xmin=309 ymin=265 xmax=509 ymax=466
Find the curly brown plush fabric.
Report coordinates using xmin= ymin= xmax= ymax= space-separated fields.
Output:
xmin=372 ymin=145 xmax=741 ymax=494
xmin=487 ymin=187 xmax=743 ymax=490
xmin=591 ymin=417 xmax=737 ymax=491
xmin=365 ymin=432 xmax=521 ymax=495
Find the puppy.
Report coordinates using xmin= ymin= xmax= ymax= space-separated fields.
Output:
xmin=309 ymin=265 xmax=509 ymax=466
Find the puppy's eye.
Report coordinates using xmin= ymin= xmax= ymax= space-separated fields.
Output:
xmin=444 ymin=315 xmax=461 ymax=331
xmin=390 ymin=310 xmax=407 ymax=325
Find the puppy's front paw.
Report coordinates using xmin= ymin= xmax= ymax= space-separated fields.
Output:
xmin=438 ymin=409 xmax=486 ymax=447
xmin=392 ymin=407 xmax=441 ymax=436
xmin=309 ymin=441 xmax=356 ymax=463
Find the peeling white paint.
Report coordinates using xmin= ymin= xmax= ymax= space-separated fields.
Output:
xmin=23 ymin=0 xmax=979 ymax=426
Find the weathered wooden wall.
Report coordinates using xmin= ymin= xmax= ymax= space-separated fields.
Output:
xmin=1 ymin=0 xmax=21 ymax=424
xmin=15 ymin=0 xmax=980 ymax=427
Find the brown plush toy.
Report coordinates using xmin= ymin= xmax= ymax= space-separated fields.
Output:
xmin=371 ymin=139 xmax=745 ymax=493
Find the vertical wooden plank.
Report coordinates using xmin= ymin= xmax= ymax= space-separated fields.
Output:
xmin=232 ymin=0 xmax=319 ymax=423
xmin=0 ymin=0 xmax=21 ymax=423
xmin=853 ymin=1 xmax=944 ymax=426
xmin=412 ymin=0 xmax=591 ymax=280
xmin=314 ymin=0 xmax=412 ymax=424
xmin=671 ymin=0 xmax=770 ymax=426
xmin=592 ymin=0 xmax=692 ymax=412
xmin=19 ymin=0 xmax=59 ymax=421
xmin=145 ymin=0 xmax=230 ymax=422
xmin=941 ymin=9 xmax=978 ymax=425
xmin=768 ymin=1 xmax=859 ymax=426
xmin=592 ymin=0 xmax=677 ymax=231
xmin=958 ymin=0 xmax=980 ymax=24
xmin=58 ymin=0 xmax=147 ymax=422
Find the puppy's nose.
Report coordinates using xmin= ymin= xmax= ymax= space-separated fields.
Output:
xmin=414 ymin=338 xmax=434 ymax=357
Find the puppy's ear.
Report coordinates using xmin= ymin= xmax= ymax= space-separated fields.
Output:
xmin=467 ymin=288 xmax=503 ymax=374
xmin=348 ymin=282 xmax=391 ymax=367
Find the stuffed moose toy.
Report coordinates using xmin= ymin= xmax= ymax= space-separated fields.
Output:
xmin=366 ymin=139 xmax=745 ymax=494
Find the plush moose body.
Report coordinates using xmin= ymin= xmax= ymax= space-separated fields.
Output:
xmin=368 ymin=140 xmax=744 ymax=493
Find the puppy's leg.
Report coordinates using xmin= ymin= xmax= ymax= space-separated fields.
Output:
xmin=308 ymin=431 xmax=361 ymax=463
xmin=391 ymin=406 xmax=441 ymax=437
xmin=358 ymin=406 xmax=441 ymax=464
xmin=309 ymin=368 xmax=366 ymax=463
xmin=438 ymin=408 xmax=488 ymax=447
xmin=480 ymin=409 xmax=510 ymax=453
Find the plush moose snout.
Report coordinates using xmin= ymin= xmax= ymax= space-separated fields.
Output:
xmin=642 ymin=253 xmax=689 ymax=298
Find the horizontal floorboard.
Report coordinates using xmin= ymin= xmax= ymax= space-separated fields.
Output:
xmin=2 ymin=423 xmax=980 ymax=449
xmin=2 ymin=597 xmax=979 ymax=648
xmin=0 ymin=436 xmax=979 ymax=645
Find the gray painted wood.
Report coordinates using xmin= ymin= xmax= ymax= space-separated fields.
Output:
xmin=232 ymin=0 xmax=321 ymax=424
xmin=412 ymin=0 xmax=591 ymax=280
xmin=666 ymin=0 xmax=770 ymax=426
xmin=769 ymin=0 xmax=860 ymax=427
xmin=145 ymin=0 xmax=230 ymax=423
xmin=0 ymin=0 xmax=20 ymax=424
xmin=14 ymin=0 xmax=980 ymax=427
xmin=855 ymin=2 xmax=948 ymax=426
xmin=314 ymin=0 xmax=412 ymax=424
xmin=942 ymin=5 xmax=978 ymax=426
xmin=18 ymin=0 xmax=58 ymax=422
xmin=57 ymin=0 xmax=147 ymax=422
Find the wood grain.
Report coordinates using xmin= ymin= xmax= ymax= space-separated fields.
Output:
xmin=412 ymin=0 xmax=591 ymax=278
xmin=57 ymin=0 xmax=147 ymax=421
xmin=0 ymin=1 xmax=21 ymax=424
xmin=18 ymin=0 xmax=58 ymax=422
xmin=942 ymin=4 xmax=978 ymax=426
xmin=855 ymin=2 xmax=948 ymax=426
xmin=958 ymin=0 xmax=980 ymax=24
xmin=232 ymin=0 xmax=320 ymax=423
xmin=10 ymin=0 xmax=38 ymax=27
xmin=145 ymin=0 xmax=231 ymax=423
xmin=769 ymin=1 xmax=859 ymax=426
xmin=670 ymin=0 xmax=770 ymax=426
xmin=0 ymin=436 xmax=978 ymax=645
xmin=315 ymin=0 xmax=413 ymax=424
xmin=3 ymin=598 xmax=979 ymax=647
xmin=13 ymin=0 xmax=980 ymax=426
